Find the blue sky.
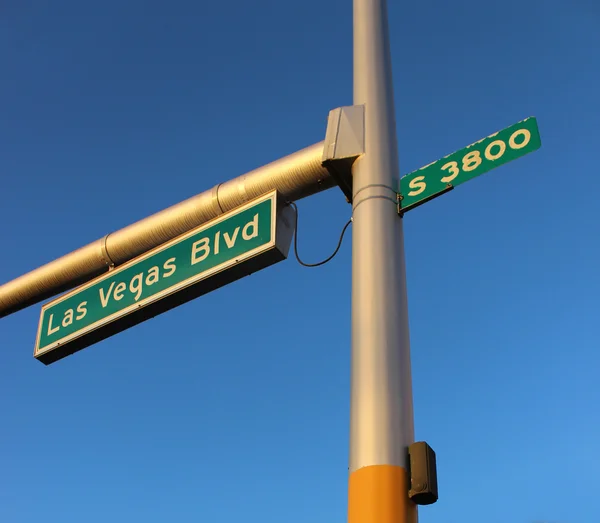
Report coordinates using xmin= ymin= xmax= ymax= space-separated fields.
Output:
xmin=1 ymin=1 xmax=598 ymax=522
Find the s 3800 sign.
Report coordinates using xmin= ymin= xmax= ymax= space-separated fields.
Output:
xmin=398 ymin=117 xmax=541 ymax=212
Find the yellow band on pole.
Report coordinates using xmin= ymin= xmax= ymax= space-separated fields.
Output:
xmin=348 ymin=465 xmax=417 ymax=523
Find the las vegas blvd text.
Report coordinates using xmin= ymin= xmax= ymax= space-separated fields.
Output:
xmin=38 ymin=203 xmax=268 ymax=351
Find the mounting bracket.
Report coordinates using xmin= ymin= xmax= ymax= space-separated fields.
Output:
xmin=321 ymin=105 xmax=365 ymax=203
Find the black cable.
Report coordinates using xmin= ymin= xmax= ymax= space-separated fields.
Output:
xmin=287 ymin=201 xmax=352 ymax=268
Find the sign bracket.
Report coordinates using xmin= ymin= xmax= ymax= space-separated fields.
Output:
xmin=322 ymin=105 xmax=365 ymax=203
xmin=397 ymin=184 xmax=454 ymax=216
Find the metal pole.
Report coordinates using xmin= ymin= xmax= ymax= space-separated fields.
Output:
xmin=0 ymin=141 xmax=335 ymax=318
xmin=349 ymin=0 xmax=416 ymax=522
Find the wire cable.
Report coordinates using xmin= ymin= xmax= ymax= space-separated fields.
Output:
xmin=287 ymin=201 xmax=352 ymax=268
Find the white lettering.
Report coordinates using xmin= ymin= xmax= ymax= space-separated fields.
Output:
xmin=191 ymin=237 xmax=210 ymax=264
xmin=113 ymin=282 xmax=126 ymax=301
xmin=146 ymin=266 xmax=160 ymax=286
xmin=485 ymin=139 xmax=506 ymax=161
xmin=76 ymin=301 xmax=88 ymax=320
xmin=223 ymin=227 xmax=240 ymax=249
xmin=47 ymin=314 xmax=60 ymax=336
xmin=214 ymin=231 xmax=220 ymax=255
xmin=130 ymin=273 xmax=144 ymax=301
xmin=163 ymin=258 xmax=176 ymax=277
xmin=62 ymin=309 xmax=74 ymax=328
xmin=99 ymin=282 xmax=116 ymax=308
xmin=509 ymin=129 xmax=531 ymax=150
xmin=440 ymin=161 xmax=460 ymax=183
xmin=242 ymin=214 xmax=259 ymax=241
xmin=462 ymin=150 xmax=482 ymax=172
xmin=408 ymin=176 xmax=426 ymax=197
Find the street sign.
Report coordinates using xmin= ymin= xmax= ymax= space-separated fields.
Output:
xmin=34 ymin=191 xmax=295 ymax=365
xmin=398 ymin=117 xmax=541 ymax=212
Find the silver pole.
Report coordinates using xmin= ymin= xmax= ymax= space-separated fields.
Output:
xmin=348 ymin=0 xmax=416 ymax=521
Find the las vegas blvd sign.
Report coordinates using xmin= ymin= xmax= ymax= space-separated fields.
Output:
xmin=398 ymin=117 xmax=541 ymax=211
xmin=34 ymin=191 xmax=295 ymax=365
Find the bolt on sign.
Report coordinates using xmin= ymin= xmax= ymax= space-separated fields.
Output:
xmin=34 ymin=190 xmax=295 ymax=365
xmin=398 ymin=117 xmax=542 ymax=212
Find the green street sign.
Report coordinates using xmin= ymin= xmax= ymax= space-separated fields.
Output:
xmin=398 ymin=117 xmax=541 ymax=212
xmin=34 ymin=191 xmax=295 ymax=365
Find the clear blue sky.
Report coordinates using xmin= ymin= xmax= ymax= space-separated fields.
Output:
xmin=1 ymin=1 xmax=598 ymax=522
